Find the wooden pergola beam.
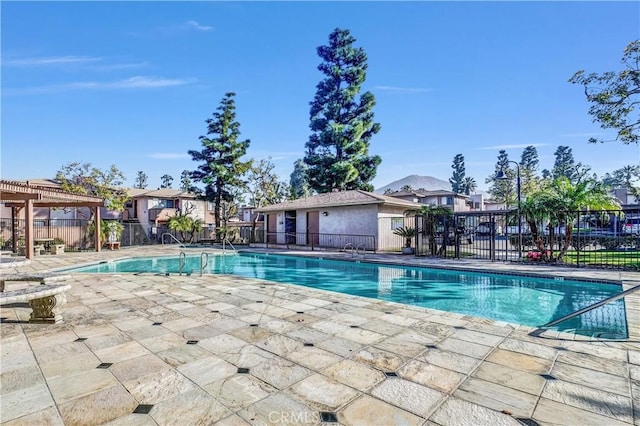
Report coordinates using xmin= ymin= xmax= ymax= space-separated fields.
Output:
xmin=0 ymin=192 xmax=41 ymax=201
xmin=5 ymin=202 xmax=104 ymax=208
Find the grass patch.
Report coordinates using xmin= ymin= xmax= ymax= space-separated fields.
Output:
xmin=562 ymin=250 xmax=640 ymax=268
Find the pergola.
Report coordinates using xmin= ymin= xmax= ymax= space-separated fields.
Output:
xmin=0 ymin=180 xmax=105 ymax=259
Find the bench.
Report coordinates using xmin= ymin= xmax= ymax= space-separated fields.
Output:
xmin=0 ymin=284 xmax=71 ymax=323
xmin=51 ymin=244 xmax=65 ymax=255
xmin=105 ymin=241 xmax=120 ymax=250
xmin=0 ymin=274 xmax=71 ymax=292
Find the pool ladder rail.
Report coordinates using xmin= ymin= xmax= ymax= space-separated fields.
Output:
xmin=531 ymin=281 xmax=640 ymax=338
xmin=222 ymin=238 xmax=237 ymax=255
xmin=162 ymin=233 xmax=186 ymax=249
xmin=342 ymin=243 xmax=366 ymax=259
xmin=177 ymin=251 xmax=210 ymax=276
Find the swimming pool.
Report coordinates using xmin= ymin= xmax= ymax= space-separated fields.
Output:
xmin=68 ymin=252 xmax=628 ymax=337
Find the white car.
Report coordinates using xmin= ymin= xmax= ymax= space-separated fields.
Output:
xmin=622 ymin=216 xmax=640 ymax=235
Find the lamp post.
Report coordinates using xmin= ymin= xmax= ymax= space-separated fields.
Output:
xmin=496 ymin=161 xmax=522 ymax=259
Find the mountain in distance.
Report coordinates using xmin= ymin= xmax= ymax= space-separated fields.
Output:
xmin=375 ymin=174 xmax=452 ymax=194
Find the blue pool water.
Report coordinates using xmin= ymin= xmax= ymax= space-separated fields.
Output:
xmin=68 ymin=253 xmax=628 ymax=337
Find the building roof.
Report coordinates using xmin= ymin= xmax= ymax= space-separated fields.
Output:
xmin=255 ymin=190 xmax=422 ymax=212
xmin=126 ymin=188 xmax=196 ymax=199
xmin=389 ymin=189 xmax=469 ymax=198
xmin=0 ymin=179 xmax=104 ymax=207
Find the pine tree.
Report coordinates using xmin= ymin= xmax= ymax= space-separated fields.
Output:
xmin=180 ymin=170 xmax=192 ymax=192
xmin=449 ymin=154 xmax=466 ymax=193
xmin=485 ymin=150 xmax=515 ymax=204
xmin=134 ymin=171 xmax=148 ymax=189
xmin=552 ymin=146 xmax=576 ymax=182
xmin=519 ymin=145 xmax=539 ymax=197
xmin=188 ymin=92 xmax=251 ymax=236
xmin=289 ymin=159 xmax=311 ymax=199
xmin=304 ymin=28 xmax=381 ymax=193
xmin=160 ymin=174 xmax=173 ymax=189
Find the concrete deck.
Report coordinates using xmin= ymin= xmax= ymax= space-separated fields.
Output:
xmin=1 ymin=247 xmax=639 ymax=425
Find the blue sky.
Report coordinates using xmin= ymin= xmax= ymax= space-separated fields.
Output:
xmin=2 ymin=1 xmax=639 ymax=192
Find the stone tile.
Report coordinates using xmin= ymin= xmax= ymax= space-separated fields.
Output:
xmin=0 ymin=382 xmax=55 ymax=423
xmin=84 ymin=331 xmax=133 ymax=351
xmin=214 ymin=414 xmax=252 ymax=426
xmin=109 ymin=354 xmax=172 ymax=383
xmin=430 ymin=397 xmax=521 ymax=426
xmin=339 ymin=395 xmax=423 ymax=426
xmin=139 ymin=332 xmax=185 ymax=353
xmin=48 ymin=368 xmax=119 ymax=405
xmin=113 ymin=317 xmax=154 ymax=331
xmin=125 ymin=324 xmax=171 ymax=341
xmin=353 ymin=347 xmax=408 ymax=371
xmin=156 ymin=344 xmax=211 ymax=367
xmin=180 ymin=323 xmax=225 ymax=340
xmin=358 ymin=318 xmax=407 ymax=336
xmin=454 ymin=377 xmax=538 ymax=418
xmin=336 ymin=327 xmax=386 ymax=345
xmin=310 ymin=319 xmax=351 ymax=335
xmin=472 ymin=361 xmax=545 ymax=396
xmin=533 ymin=397 xmax=630 ymax=426
xmin=542 ymin=379 xmax=633 ymax=423
xmin=465 ymin=321 xmax=515 ymax=337
xmin=255 ymin=334 xmax=304 ymax=356
xmin=230 ymin=326 xmax=276 ymax=343
xmin=377 ymin=313 xmax=420 ymax=327
xmin=629 ymin=350 xmax=640 ymax=366
xmin=552 ymin=361 xmax=630 ymax=396
xmin=371 ymin=377 xmax=445 ymax=417
xmin=40 ymin=351 xmax=102 ymax=379
xmin=498 ymin=337 xmax=558 ymax=360
xmin=287 ymin=373 xmax=360 ymax=411
xmin=419 ymin=348 xmax=481 ymax=375
xmin=198 ymin=332 xmax=247 ymax=354
xmin=122 ymin=368 xmax=196 ymax=404
xmin=58 ymin=384 xmax=138 ymax=425
xmin=453 ymin=328 xmax=504 ymax=347
xmin=104 ymin=413 xmax=157 ymax=425
xmin=486 ymin=349 xmax=552 ymax=374
xmin=285 ymin=326 xmax=330 ymax=343
xmin=95 ymin=341 xmax=151 ymax=363
xmin=557 ymin=350 xmax=628 ymax=377
xmin=204 ymin=374 xmax=276 ymax=411
xmin=399 ymin=360 xmax=465 ymax=393
xmin=218 ymin=344 xmax=276 ymax=368
xmin=161 ymin=317 xmax=202 ymax=331
xmin=331 ymin=312 xmax=369 ymax=326
xmin=250 ymin=356 xmax=313 ymax=389
xmin=27 ymin=330 xmax=78 ymax=350
xmin=315 ymin=335 xmax=363 ymax=357
xmin=373 ymin=335 xmax=428 ymax=357
xmin=238 ymin=393 xmax=318 ymax=425
xmin=0 ymin=348 xmax=38 ymax=374
xmin=437 ymin=337 xmax=493 ymax=359
xmin=285 ymin=346 xmax=342 ymax=371
xmin=0 ymin=365 xmax=44 ymax=395
xmin=177 ymin=356 xmax=237 ymax=386
xmin=2 ymin=406 xmax=64 ymax=426
xmin=33 ymin=340 xmax=93 ymax=364
xmin=323 ymin=359 xmax=385 ymax=392
xmin=150 ymin=388 xmax=231 ymax=425
xmin=560 ymin=340 xmax=628 ymax=362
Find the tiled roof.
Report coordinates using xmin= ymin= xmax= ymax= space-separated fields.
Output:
xmin=126 ymin=188 xmax=196 ymax=199
xmin=256 ymin=190 xmax=422 ymax=212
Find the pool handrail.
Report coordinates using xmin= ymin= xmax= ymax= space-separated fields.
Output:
xmin=343 ymin=242 xmax=354 ymax=255
xmin=178 ymin=252 xmax=186 ymax=276
xmin=162 ymin=233 xmax=186 ymax=248
xmin=200 ymin=252 xmax=209 ymax=276
xmin=355 ymin=244 xmax=366 ymax=259
xmin=534 ymin=282 xmax=640 ymax=331
xmin=222 ymin=238 xmax=237 ymax=254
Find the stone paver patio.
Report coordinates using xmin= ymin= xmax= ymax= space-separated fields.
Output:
xmin=1 ymin=246 xmax=639 ymax=425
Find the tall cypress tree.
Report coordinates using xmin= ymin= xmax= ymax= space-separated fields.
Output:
xmin=289 ymin=159 xmax=311 ymax=199
xmin=188 ymin=92 xmax=251 ymax=235
xmin=552 ymin=145 xmax=576 ymax=182
xmin=449 ymin=154 xmax=466 ymax=193
xmin=486 ymin=150 xmax=516 ymax=204
xmin=519 ymin=145 xmax=539 ymax=197
xmin=304 ymin=28 xmax=381 ymax=193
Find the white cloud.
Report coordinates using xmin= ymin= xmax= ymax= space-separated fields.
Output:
xmin=186 ymin=20 xmax=214 ymax=31
xmin=5 ymin=76 xmax=194 ymax=95
xmin=91 ymin=62 xmax=149 ymax=71
xmin=4 ymin=56 xmax=103 ymax=66
xmin=478 ymin=143 xmax=549 ymax=150
xmin=374 ymin=86 xmax=432 ymax=94
xmin=148 ymin=153 xmax=191 ymax=160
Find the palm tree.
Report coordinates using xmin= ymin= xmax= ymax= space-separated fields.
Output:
xmin=524 ymin=177 xmax=619 ymax=261
xmin=393 ymin=226 xmax=417 ymax=249
xmin=404 ymin=205 xmax=452 ymax=256
xmin=167 ymin=214 xmax=203 ymax=243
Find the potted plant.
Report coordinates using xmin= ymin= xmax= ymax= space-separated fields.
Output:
xmin=393 ymin=226 xmax=417 ymax=254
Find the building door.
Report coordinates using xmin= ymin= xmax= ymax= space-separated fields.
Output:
xmin=267 ymin=214 xmax=277 ymax=244
xmin=307 ymin=211 xmax=319 ymax=246
xmin=132 ymin=200 xmax=138 ymax=219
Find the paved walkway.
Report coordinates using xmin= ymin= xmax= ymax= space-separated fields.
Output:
xmin=1 ymin=247 xmax=639 ymax=425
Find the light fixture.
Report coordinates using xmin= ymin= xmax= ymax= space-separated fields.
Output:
xmin=322 ymin=211 xmax=329 ymax=216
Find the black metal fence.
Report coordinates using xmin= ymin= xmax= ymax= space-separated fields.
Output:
xmin=415 ymin=208 xmax=640 ymax=270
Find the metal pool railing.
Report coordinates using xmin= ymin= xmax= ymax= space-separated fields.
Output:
xmin=265 ymin=232 xmax=376 ymax=252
